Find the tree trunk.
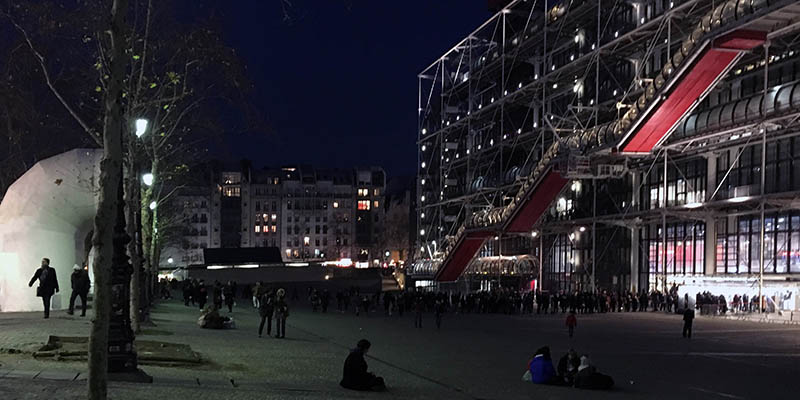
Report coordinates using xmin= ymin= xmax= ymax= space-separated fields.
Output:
xmin=88 ymin=1 xmax=128 ymax=399
xmin=140 ymin=183 xmax=153 ymax=305
xmin=149 ymin=208 xmax=159 ymax=292
xmin=125 ymin=156 xmax=142 ymax=334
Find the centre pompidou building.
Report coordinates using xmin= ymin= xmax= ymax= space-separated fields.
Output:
xmin=411 ymin=0 xmax=800 ymax=308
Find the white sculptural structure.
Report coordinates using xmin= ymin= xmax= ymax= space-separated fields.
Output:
xmin=0 ymin=149 xmax=102 ymax=312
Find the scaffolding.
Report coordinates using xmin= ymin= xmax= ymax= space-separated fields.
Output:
xmin=413 ymin=0 xmax=800 ymax=301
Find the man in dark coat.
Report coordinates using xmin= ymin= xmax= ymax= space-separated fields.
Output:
xmin=196 ymin=280 xmax=208 ymax=310
xmin=28 ymin=258 xmax=59 ymax=318
xmin=274 ymin=288 xmax=289 ymax=338
xmin=682 ymin=307 xmax=695 ymax=338
xmin=68 ymin=264 xmax=90 ymax=316
xmin=340 ymin=339 xmax=385 ymax=391
xmin=258 ymin=290 xmax=274 ymax=337
xmin=223 ymin=281 xmax=235 ymax=313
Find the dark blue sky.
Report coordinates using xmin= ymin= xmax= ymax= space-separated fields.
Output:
xmin=220 ymin=1 xmax=489 ymax=177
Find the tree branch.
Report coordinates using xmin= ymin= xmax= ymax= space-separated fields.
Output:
xmin=5 ymin=14 xmax=102 ymax=145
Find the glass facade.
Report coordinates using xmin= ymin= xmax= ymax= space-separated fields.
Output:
xmin=546 ymin=234 xmax=575 ymax=292
xmin=716 ymin=213 xmax=800 ymax=275
xmin=640 ymin=222 xmax=705 ymax=289
xmin=640 ymin=158 xmax=706 ymax=209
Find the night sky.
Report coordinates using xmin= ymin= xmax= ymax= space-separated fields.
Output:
xmin=220 ymin=1 xmax=489 ymax=178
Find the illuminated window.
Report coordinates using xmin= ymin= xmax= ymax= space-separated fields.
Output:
xmin=358 ymin=188 xmax=368 ymax=197
xmin=303 ymin=236 xmax=310 ymax=245
xmin=373 ymin=201 xmax=379 ymax=209
xmin=223 ymin=187 xmax=240 ymax=197
xmin=333 ymin=201 xmax=339 ymax=208
xmin=374 ymin=189 xmax=380 ymax=196
xmin=358 ymin=200 xmax=371 ymax=210
xmin=271 ymin=225 xmax=277 ymax=233
xmin=254 ymin=225 xmax=261 ymax=233
xmin=271 ymin=214 xmax=277 ymax=221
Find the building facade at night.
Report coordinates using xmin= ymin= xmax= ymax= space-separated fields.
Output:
xmin=162 ymin=164 xmax=387 ymax=268
xmin=411 ymin=0 xmax=800 ymax=310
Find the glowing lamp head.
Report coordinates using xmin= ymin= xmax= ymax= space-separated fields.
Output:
xmin=142 ymin=173 xmax=154 ymax=187
xmin=135 ymin=118 xmax=149 ymax=138
xmin=149 ymin=201 xmax=157 ymax=210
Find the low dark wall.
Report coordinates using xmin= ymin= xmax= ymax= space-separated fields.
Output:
xmin=186 ymin=266 xmax=382 ymax=294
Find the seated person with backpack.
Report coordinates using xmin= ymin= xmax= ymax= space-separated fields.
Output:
xmin=574 ymin=355 xmax=614 ymax=390
xmin=529 ymin=346 xmax=564 ymax=385
xmin=557 ymin=348 xmax=581 ymax=385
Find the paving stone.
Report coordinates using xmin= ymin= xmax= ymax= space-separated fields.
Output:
xmin=36 ymin=370 xmax=80 ymax=381
xmin=3 ymin=299 xmax=800 ymax=399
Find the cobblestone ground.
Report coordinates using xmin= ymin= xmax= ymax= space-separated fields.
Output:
xmin=2 ymin=298 xmax=800 ymax=399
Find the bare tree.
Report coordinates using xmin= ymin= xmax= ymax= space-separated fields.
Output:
xmin=3 ymin=1 xmax=127 ymax=398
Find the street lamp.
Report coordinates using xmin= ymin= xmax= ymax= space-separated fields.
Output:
xmin=167 ymin=257 xmax=174 ymax=264
xmin=135 ymin=118 xmax=149 ymax=138
xmin=142 ymin=173 xmax=154 ymax=187
xmin=149 ymin=201 xmax=157 ymax=210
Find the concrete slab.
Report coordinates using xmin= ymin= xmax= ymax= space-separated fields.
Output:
xmin=4 ymin=370 xmax=40 ymax=379
xmin=0 ymin=368 xmax=12 ymax=378
xmin=36 ymin=370 xmax=80 ymax=381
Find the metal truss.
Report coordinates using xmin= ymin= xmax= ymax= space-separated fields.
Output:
xmin=414 ymin=0 xmax=800 ymax=293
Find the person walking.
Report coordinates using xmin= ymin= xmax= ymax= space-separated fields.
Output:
xmin=252 ymin=282 xmax=262 ymax=309
xmin=682 ymin=306 xmax=695 ymax=338
xmin=258 ymin=289 xmax=275 ymax=337
xmin=212 ymin=281 xmax=223 ymax=309
xmin=434 ymin=299 xmax=445 ymax=330
xmin=28 ymin=258 xmax=60 ymax=319
xmin=566 ymin=310 xmax=578 ymax=338
xmin=413 ymin=296 xmax=424 ymax=328
xmin=182 ymin=280 xmax=192 ymax=306
xmin=223 ymin=281 xmax=235 ymax=313
xmin=275 ymin=288 xmax=289 ymax=338
xmin=196 ymin=280 xmax=208 ymax=310
xmin=67 ymin=264 xmax=90 ymax=316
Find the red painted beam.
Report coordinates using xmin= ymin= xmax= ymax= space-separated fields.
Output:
xmin=715 ymin=30 xmax=767 ymax=51
xmin=435 ymin=231 xmax=493 ymax=282
xmin=621 ymin=30 xmax=765 ymax=154
xmin=505 ymin=170 xmax=569 ymax=233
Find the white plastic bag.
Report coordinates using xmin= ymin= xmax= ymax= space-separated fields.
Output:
xmin=521 ymin=370 xmax=532 ymax=382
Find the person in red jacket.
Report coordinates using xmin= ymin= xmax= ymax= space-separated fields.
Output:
xmin=566 ymin=310 xmax=577 ymax=338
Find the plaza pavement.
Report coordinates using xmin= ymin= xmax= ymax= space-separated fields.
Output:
xmin=1 ymin=298 xmax=800 ymax=399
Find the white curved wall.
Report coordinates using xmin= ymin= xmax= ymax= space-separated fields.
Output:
xmin=0 ymin=149 xmax=102 ymax=312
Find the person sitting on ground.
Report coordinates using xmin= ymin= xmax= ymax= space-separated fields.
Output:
xmin=340 ymin=339 xmax=386 ymax=391
xmin=197 ymin=305 xmax=235 ymax=329
xmin=573 ymin=355 xmax=614 ymax=390
xmin=557 ymin=348 xmax=581 ymax=385
xmin=529 ymin=346 xmax=562 ymax=385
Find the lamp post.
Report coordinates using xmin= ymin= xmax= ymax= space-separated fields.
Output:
xmin=106 ymin=117 xmax=150 ymax=381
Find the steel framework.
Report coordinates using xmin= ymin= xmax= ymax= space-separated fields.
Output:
xmin=413 ymin=0 xmax=800 ymax=299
